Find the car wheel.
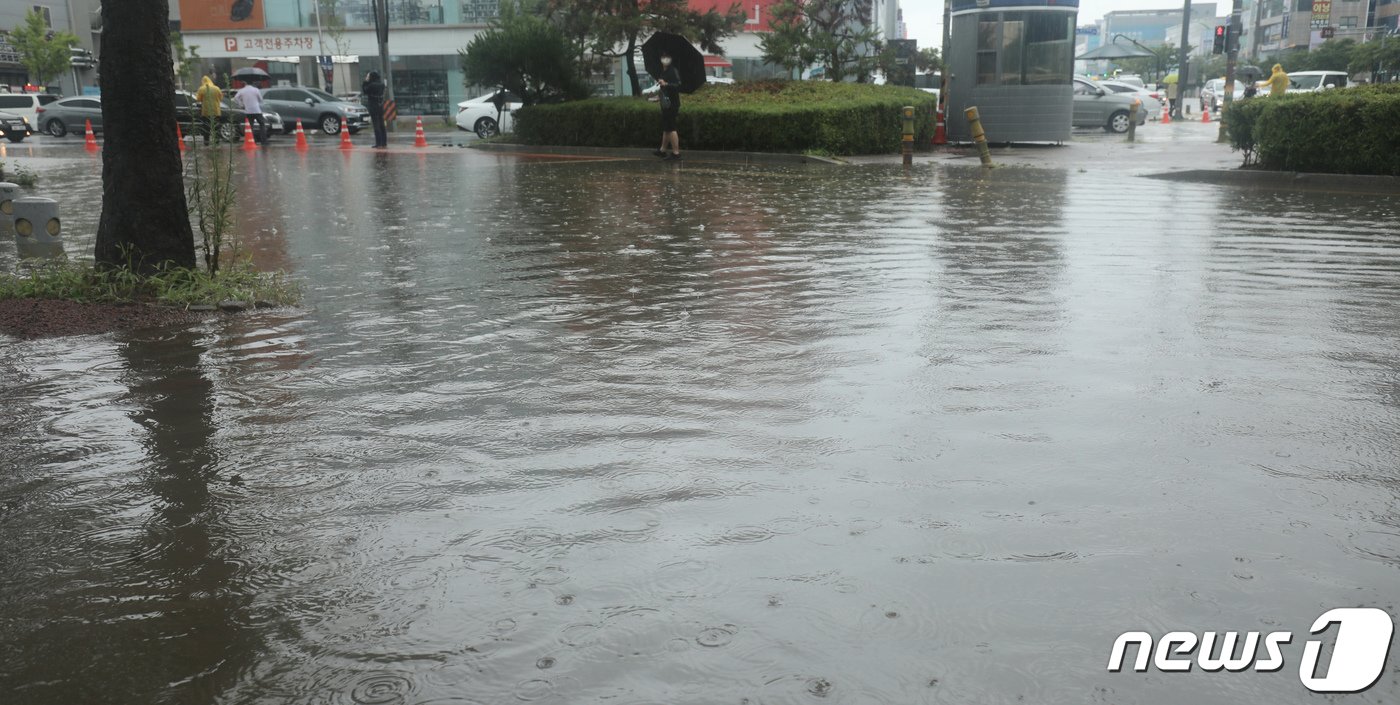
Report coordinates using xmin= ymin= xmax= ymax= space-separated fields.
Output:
xmin=1106 ymin=110 xmax=1130 ymax=134
xmin=46 ymin=119 xmax=66 ymax=137
xmin=218 ymin=121 xmax=236 ymax=142
xmin=7 ymin=134 xmax=24 ymax=143
xmin=320 ymin=114 xmax=342 ymax=135
xmin=283 ymin=125 xmax=295 ymax=135
xmin=474 ymin=116 xmax=499 ymax=139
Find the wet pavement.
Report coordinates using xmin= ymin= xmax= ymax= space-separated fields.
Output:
xmin=2 ymin=142 xmax=1400 ymax=705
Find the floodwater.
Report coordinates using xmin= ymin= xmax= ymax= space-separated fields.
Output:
xmin=2 ymin=146 xmax=1400 ymax=705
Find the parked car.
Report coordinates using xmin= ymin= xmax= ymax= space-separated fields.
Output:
xmin=172 ymin=90 xmax=284 ymax=142
xmin=0 ymin=109 xmax=32 ymax=142
xmin=1072 ymin=77 xmax=1148 ymax=133
xmin=1100 ymin=80 xmax=1164 ymax=118
xmin=0 ymin=93 xmax=59 ymax=126
xmin=1200 ymin=78 xmax=1247 ymax=113
xmin=455 ymin=90 xmax=521 ymax=138
xmin=1287 ymin=70 xmax=1349 ymax=92
xmin=260 ymin=86 xmax=367 ymax=135
xmin=1110 ymin=73 xmax=1146 ymax=88
xmin=37 ymin=96 xmax=103 ymax=137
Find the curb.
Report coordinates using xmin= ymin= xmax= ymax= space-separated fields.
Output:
xmin=467 ymin=142 xmax=844 ymax=166
xmin=1143 ymin=169 xmax=1400 ymax=194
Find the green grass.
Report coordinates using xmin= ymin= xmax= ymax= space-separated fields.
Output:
xmin=0 ymin=259 xmax=299 ymax=308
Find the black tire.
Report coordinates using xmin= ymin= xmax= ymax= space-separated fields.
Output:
xmin=218 ymin=121 xmax=236 ymax=142
xmin=283 ymin=125 xmax=296 ymax=135
xmin=1106 ymin=110 xmax=1130 ymax=134
xmin=474 ymin=116 xmax=498 ymax=139
xmin=7 ymin=134 xmax=24 ymax=143
xmin=46 ymin=119 xmax=66 ymax=137
xmin=319 ymin=114 xmax=342 ymax=135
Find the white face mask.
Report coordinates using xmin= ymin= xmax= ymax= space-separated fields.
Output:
xmin=661 ymin=58 xmax=671 ymax=67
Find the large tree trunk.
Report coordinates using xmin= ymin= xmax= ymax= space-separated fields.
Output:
xmin=94 ymin=0 xmax=195 ymax=273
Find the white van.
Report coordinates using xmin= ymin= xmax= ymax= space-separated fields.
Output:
xmin=0 ymin=93 xmax=61 ymax=125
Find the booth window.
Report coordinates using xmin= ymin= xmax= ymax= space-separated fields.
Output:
xmin=977 ymin=18 xmax=999 ymax=84
xmin=975 ymin=12 xmax=1073 ymax=85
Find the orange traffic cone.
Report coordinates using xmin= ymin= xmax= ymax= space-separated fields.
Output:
xmin=83 ymin=120 xmax=98 ymax=151
xmin=932 ymin=105 xmax=947 ymax=145
xmin=1161 ymin=106 xmax=1172 ymax=124
xmin=1201 ymin=108 xmax=1211 ymax=123
xmin=338 ymin=119 xmax=353 ymax=150
xmin=294 ymin=119 xmax=308 ymax=151
xmin=176 ymin=122 xmax=186 ymax=152
xmin=241 ymin=118 xmax=258 ymax=150
xmin=413 ymin=116 xmax=427 ymax=147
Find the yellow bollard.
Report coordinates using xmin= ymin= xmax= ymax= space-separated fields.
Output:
xmin=1127 ymin=98 xmax=1139 ymax=142
xmin=963 ymin=106 xmax=995 ymax=168
xmin=901 ymin=105 xmax=914 ymax=166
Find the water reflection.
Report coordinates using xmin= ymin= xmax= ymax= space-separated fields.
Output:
xmin=0 ymin=330 xmax=256 ymax=703
xmin=3 ymin=151 xmax=1400 ymax=704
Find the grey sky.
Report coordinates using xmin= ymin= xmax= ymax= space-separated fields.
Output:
xmin=901 ymin=0 xmax=1209 ymax=44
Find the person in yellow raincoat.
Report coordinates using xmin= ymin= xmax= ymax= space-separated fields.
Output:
xmin=1259 ymin=64 xmax=1289 ymax=97
xmin=193 ymin=76 xmax=223 ymax=145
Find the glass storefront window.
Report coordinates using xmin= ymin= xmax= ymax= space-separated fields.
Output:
xmin=461 ymin=0 xmax=499 ymax=23
xmin=977 ymin=17 xmax=998 ymax=84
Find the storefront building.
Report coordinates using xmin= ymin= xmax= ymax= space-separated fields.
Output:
xmin=175 ymin=0 xmax=784 ymax=117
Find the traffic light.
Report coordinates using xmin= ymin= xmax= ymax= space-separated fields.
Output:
xmin=1212 ymin=25 xmax=1226 ymax=54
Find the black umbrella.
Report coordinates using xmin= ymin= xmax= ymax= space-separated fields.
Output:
xmin=231 ymin=67 xmax=271 ymax=85
xmin=1235 ymin=65 xmax=1263 ymax=82
xmin=642 ymin=32 xmax=706 ymax=94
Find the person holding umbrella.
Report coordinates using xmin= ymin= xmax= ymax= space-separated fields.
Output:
xmin=232 ymin=79 xmax=267 ymax=145
xmin=643 ymin=33 xmax=704 ymax=162
xmin=362 ymin=71 xmax=388 ymax=149
xmin=655 ymin=52 xmax=683 ymax=161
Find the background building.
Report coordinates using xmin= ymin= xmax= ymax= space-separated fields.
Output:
xmin=173 ymin=0 xmax=785 ymax=116
xmin=0 ymin=0 xmax=101 ymax=94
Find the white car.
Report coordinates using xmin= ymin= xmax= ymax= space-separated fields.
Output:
xmin=455 ymin=90 xmax=521 ymax=138
xmin=1100 ymin=80 xmax=1164 ymax=118
xmin=1200 ymin=78 xmax=1247 ymax=113
xmin=1287 ymin=70 xmax=1349 ymax=92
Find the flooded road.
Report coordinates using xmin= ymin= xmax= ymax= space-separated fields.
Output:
xmin=2 ymin=147 xmax=1400 ymax=704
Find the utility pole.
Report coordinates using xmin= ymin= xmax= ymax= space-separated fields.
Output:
xmin=1175 ymin=0 xmax=1192 ymax=118
xmin=1219 ymin=0 xmax=1242 ymax=140
xmin=372 ymin=0 xmax=393 ymax=98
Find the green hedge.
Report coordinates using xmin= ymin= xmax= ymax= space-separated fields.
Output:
xmin=1226 ymin=83 xmax=1400 ymax=175
xmin=512 ymin=80 xmax=938 ymax=156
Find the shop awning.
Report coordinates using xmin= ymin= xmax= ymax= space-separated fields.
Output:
xmin=703 ymin=55 xmax=732 ymax=68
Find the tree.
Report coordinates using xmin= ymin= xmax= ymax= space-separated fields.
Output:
xmin=94 ymin=0 xmax=195 ymax=272
xmin=915 ymin=47 xmax=942 ymax=74
xmin=170 ymin=32 xmax=203 ymax=91
xmin=760 ymin=0 xmax=882 ymax=82
xmin=9 ymin=8 xmax=79 ymax=88
xmin=460 ymin=1 xmax=592 ymax=106
xmin=546 ymin=0 xmax=744 ymax=97
xmin=318 ymin=0 xmax=351 ymax=90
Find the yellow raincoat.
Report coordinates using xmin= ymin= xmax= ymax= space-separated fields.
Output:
xmin=1260 ymin=64 xmax=1289 ymax=97
xmin=194 ymin=76 xmax=223 ymax=117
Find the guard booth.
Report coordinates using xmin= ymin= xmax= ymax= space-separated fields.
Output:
xmin=945 ymin=0 xmax=1079 ymax=143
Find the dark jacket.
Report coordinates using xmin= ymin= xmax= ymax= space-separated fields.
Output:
xmin=660 ymin=66 xmax=682 ymax=110
xmin=361 ymin=77 xmax=386 ymax=113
